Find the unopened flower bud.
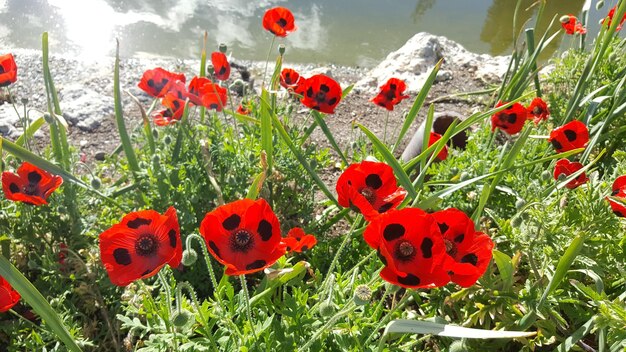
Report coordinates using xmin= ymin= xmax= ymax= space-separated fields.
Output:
xmin=218 ymin=43 xmax=227 ymax=53
xmin=90 ymin=177 xmax=102 ymax=190
xmin=353 ymin=285 xmax=372 ymax=306
xmin=152 ymin=128 xmax=159 ymax=139
xmin=515 ymin=199 xmax=526 ymax=210
xmin=511 ymin=216 xmax=523 ymax=227
xmin=319 ymin=302 xmax=335 ymax=317
xmin=163 ymin=135 xmax=172 ymax=145
xmin=278 ymin=44 xmax=286 ymax=55
xmin=596 ymin=0 xmax=604 ymax=10
xmin=172 ymin=310 xmax=194 ymax=329
xmin=459 ymin=172 xmax=470 ymax=181
xmin=152 ymin=154 xmax=161 ymax=165
xmin=181 ymin=249 xmax=198 ymax=266
xmin=20 ymin=97 xmax=28 ymax=105
xmin=541 ymin=170 xmax=551 ymax=181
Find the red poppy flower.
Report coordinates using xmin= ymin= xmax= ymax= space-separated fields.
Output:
xmin=280 ymin=68 xmax=301 ymax=89
xmin=211 ymin=52 xmax=231 ymax=81
xmin=432 ymin=208 xmax=494 ymax=287
xmin=0 ymin=275 xmax=20 ymax=312
xmin=602 ymin=6 xmax=625 ymax=31
xmin=138 ymin=67 xmax=186 ymax=98
xmin=263 ymin=7 xmax=297 ymax=37
xmin=236 ymin=104 xmax=251 ymax=115
xmin=428 ymin=132 xmax=448 ymax=161
xmin=490 ymin=101 xmax=528 ymax=135
xmin=99 ymin=207 xmax=182 ymax=287
xmin=608 ymin=197 xmax=626 ymax=217
xmin=553 ymin=159 xmax=588 ymax=189
xmin=153 ymin=98 xmax=184 ymax=126
xmin=199 ymin=82 xmax=228 ymax=111
xmin=282 ymin=228 xmax=317 ymax=253
xmin=2 ymin=162 xmax=63 ymax=206
xmin=561 ymin=14 xmax=587 ymax=35
xmin=363 ymin=208 xmax=449 ymax=289
xmin=527 ymin=97 xmax=549 ymax=123
xmin=611 ymin=175 xmax=626 ymax=197
xmin=199 ymin=198 xmax=286 ymax=276
xmin=336 ymin=161 xmax=407 ymax=221
xmin=0 ymin=53 xmax=17 ymax=87
xmin=299 ymin=74 xmax=342 ymax=114
xmin=58 ymin=242 xmax=68 ymax=267
xmin=187 ymin=76 xmax=211 ymax=105
xmin=549 ymin=120 xmax=589 ymax=153
xmin=370 ymin=78 xmax=410 ymax=111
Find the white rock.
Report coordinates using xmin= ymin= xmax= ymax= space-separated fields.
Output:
xmin=355 ymin=32 xmax=511 ymax=94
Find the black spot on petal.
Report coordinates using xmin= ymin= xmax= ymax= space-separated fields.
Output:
xmin=454 ymin=234 xmax=465 ymax=243
xmin=257 ymin=220 xmax=273 ymax=241
xmin=383 ymin=224 xmax=405 ymax=241
xmin=246 ymin=260 xmax=267 ymax=270
xmin=461 ymin=253 xmax=478 ymax=266
xmin=564 ymin=130 xmax=577 ymax=142
xmin=397 ymin=273 xmax=421 ymax=287
xmin=319 ymin=84 xmax=330 ymax=93
xmin=327 ymin=97 xmax=337 ymax=106
xmin=421 ymin=238 xmax=433 ymax=259
xmin=378 ymin=202 xmax=394 ymax=213
xmin=127 ymin=218 xmax=152 ymax=229
xmin=209 ymin=241 xmax=221 ymax=259
xmin=551 ymin=139 xmax=563 ymax=151
xmin=9 ymin=183 xmax=19 ymax=193
xmin=28 ymin=171 xmax=42 ymax=184
xmin=365 ymin=174 xmax=383 ymax=189
xmin=141 ymin=269 xmax=152 ymax=276
xmin=306 ymin=87 xmax=314 ymax=98
xmin=113 ymin=248 xmax=131 ymax=265
xmin=222 ymin=214 xmax=241 ymax=230
xmin=507 ymin=113 xmax=517 ymax=124
xmin=168 ymin=230 xmax=177 ymax=248
xmin=437 ymin=222 xmax=449 ymax=234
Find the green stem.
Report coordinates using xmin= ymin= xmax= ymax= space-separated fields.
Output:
xmin=301 ymin=303 xmax=356 ymax=351
xmin=240 ymin=275 xmax=258 ymax=346
xmin=369 ymin=292 xmax=412 ymax=349
xmin=321 ymin=215 xmax=361 ymax=292
xmin=157 ymin=271 xmax=179 ymax=352
xmin=262 ymin=37 xmax=276 ymax=89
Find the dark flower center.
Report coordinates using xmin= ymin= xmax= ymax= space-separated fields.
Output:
xmin=315 ymin=91 xmax=327 ymax=103
xmin=0 ymin=66 xmax=4 ymax=74
xmin=135 ymin=234 xmax=159 ymax=257
xmin=444 ymin=239 xmax=457 ymax=257
xmin=394 ymin=240 xmax=416 ymax=262
xmin=23 ymin=184 xmax=38 ymax=196
xmin=359 ymin=187 xmax=376 ymax=204
xmin=277 ymin=18 xmax=287 ymax=27
xmin=230 ymin=229 xmax=254 ymax=253
xmin=533 ymin=106 xmax=543 ymax=115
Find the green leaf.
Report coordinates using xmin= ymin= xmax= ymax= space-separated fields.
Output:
xmin=260 ymin=89 xmax=274 ymax=172
xmin=555 ymin=317 xmax=595 ymax=352
xmin=377 ymin=319 xmax=535 ymax=351
xmin=539 ymin=234 xmax=586 ymax=307
xmin=357 ymin=124 xmax=417 ymax=199
xmin=493 ymin=250 xmax=514 ymax=291
xmin=113 ymin=39 xmax=141 ymax=176
xmin=15 ymin=116 xmax=45 ymax=147
xmin=0 ymin=255 xmax=82 ymax=352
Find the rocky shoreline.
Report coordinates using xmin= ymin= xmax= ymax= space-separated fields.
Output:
xmin=0 ymin=32 xmax=510 ymax=157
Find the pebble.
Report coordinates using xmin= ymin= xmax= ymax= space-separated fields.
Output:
xmin=94 ymin=151 xmax=106 ymax=161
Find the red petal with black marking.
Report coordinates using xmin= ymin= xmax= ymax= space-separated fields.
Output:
xmin=1 ymin=162 xmax=63 ymax=206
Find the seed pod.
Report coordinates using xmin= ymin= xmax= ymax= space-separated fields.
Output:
xmin=353 ymin=285 xmax=372 ymax=306
xmin=319 ymin=302 xmax=335 ymax=317
xmin=278 ymin=44 xmax=286 ymax=55
xmin=90 ymin=177 xmax=102 ymax=190
xmin=218 ymin=43 xmax=227 ymax=53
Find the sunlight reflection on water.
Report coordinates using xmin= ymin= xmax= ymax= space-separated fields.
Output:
xmin=0 ymin=0 xmax=618 ymax=66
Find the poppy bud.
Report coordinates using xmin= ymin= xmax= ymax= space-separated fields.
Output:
xmin=90 ymin=177 xmax=102 ymax=190
xmin=152 ymin=128 xmax=159 ymax=139
xmin=459 ymin=172 xmax=470 ymax=181
xmin=206 ymin=64 xmax=214 ymax=77
xmin=218 ymin=43 xmax=227 ymax=53
xmin=21 ymin=97 xmax=28 ymax=105
xmin=152 ymin=154 xmax=161 ymax=165
xmin=163 ymin=135 xmax=172 ymax=145
xmin=171 ymin=310 xmax=194 ymax=329
xmin=181 ymin=249 xmax=198 ymax=266
xmin=353 ymin=285 xmax=372 ymax=306
xmin=596 ymin=0 xmax=604 ymax=10
xmin=319 ymin=302 xmax=335 ymax=317
xmin=515 ymin=199 xmax=526 ymax=210
xmin=44 ymin=113 xmax=54 ymax=124
xmin=560 ymin=15 xmax=572 ymax=24
xmin=278 ymin=44 xmax=286 ymax=55
xmin=450 ymin=167 xmax=459 ymax=176
xmin=541 ymin=170 xmax=551 ymax=181
xmin=511 ymin=216 xmax=523 ymax=227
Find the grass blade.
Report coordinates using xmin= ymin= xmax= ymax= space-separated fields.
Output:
xmin=539 ymin=234 xmax=586 ymax=307
xmin=113 ymin=39 xmax=141 ymax=175
xmin=311 ymin=110 xmax=348 ymax=165
xmin=393 ymin=59 xmax=442 ymax=153
xmin=357 ymin=124 xmax=417 ymax=199
xmin=0 ymin=255 xmax=82 ymax=352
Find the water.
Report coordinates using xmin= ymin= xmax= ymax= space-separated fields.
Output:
xmin=0 ymin=0 xmax=617 ymax=67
